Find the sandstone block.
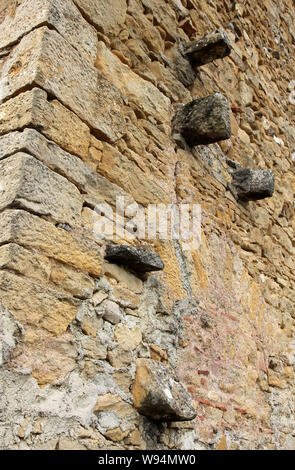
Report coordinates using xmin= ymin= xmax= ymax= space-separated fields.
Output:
xmin=0 ymin=243 xmax=51 ymax=282
xmin=0 ymin=0 xmax=98 ymax=63
xmin=95 ymin=41 xmax=170 ymax=123
xmin=50 ymin=260 xmax=95 ymax=300
xmin=1 ymin=27 xmax=125 ymax=142
xmin=94 ymin=394 xmax=134 ymax=418
xmin=105 ymin=245 xmax=164 ymax=273
xmin=132 ymin=358 xmax=197 ymax=421
xmin=0 ymin=210 xmax=103 ymax=276
xmin=102 ymin=261 xmax=143 ymax=293
xmin=81 ymin=337 xmax=107 ymax=359
xmin=99 ymin=143 xmax=170 ymax=206
xmin=0 ymin=270 xmax=80 ymax=335
xmin=114 ymin=324 xmax=142 ymax=351
xmin=0 ymin=89 xmax=90 ymax=160
xmin=107 ymin=345 xmax=132 ymax=367
xmin=0 ymin=129 xmax=134 ymax=208
xmin=73 ymin=0 xmax=127 ymax=35
xmin=230 ymin=168 xmax=275 ymax=201
xmin=184 ymin=29 xmax=231 ymax=67
xmin=0 ymin=153 xmax=83 ymax=226
xmin=172 ymin=93 xmax=231 ymax=146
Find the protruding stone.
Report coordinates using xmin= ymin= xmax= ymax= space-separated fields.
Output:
xmin=105 ymin=245 xmax=164 ymax=273
xmin=172 ymin=93 xmax=231 ymax=146
xmin=184 ymin=28 xmax=231 ymax=67
xmin=132 ymin=358 xmax=196 ymax=421
xmin=230 ymin=168 xmax=275 ymax=201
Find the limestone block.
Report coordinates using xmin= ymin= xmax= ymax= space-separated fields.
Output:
xmin=0 ymin=129 xmax=134 ymax=208
xmin=50 ymin=260 xmax=95 ymax=300
xmin=105 ymin=245 xmax=164 ymax=273
xmin=184 ymin=29 xmax=231 ymax=67
xmin=132 ymin=359 xmax=197 ymax=421
xmin=0 ymin=243 xmax=51 ymax=282
xmin=1 ymin=27 xmax=125 ymax=143
xmin=102 ymin=261 xmax=143 ymax=293
xmin=0 ymin=210 xmax=103 ymax=276
xmin=0 ymin=153 xmax=83 ymax=226
xmin=95 ymin=41 xmax=170 ymax=123
xmin=99 ymin=143 xmax=170 ymax=205
xmin=230 ymin=168 xmax=275 ymax=201
xmin=172 ymin=93 xmax=231 ymax=146
xmin=73 ymin=0 xmax=127 ymax=35
xmin=114 ymin=324 xmax=142 ymax=351
xmin=0 ymin=270 xmax=80 ymax=335
xmin=0 ymin=89 xmax=90 ymax=160
xmin=107 ymin=345 xmax=132 ymax=367
xmin=0 ymin=0 xmax=98 ymax=63
xmin=100 ymin=300 xmax=123 ymax=325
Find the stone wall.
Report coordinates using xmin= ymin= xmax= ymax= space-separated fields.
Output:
xmin=0 ymin=0 xmax=295 ymax=450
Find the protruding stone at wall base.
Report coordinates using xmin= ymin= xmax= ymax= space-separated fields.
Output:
xmin=105 ymin=245 xmax=164 ymax=273
xmin=184 ymin=29 xmax=231 ymax=67
xmin=229 ymin=168 xmax=275 ymax=201
xmin=172 ymin=93 xmax=231 ymax=146
xmin=132 ymin=358 xmax=197 ymax=421
xmin=0 ymin=153 xmax=83 ymax=226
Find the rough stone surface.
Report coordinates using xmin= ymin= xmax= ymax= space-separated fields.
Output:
xmin=0 ymin=153 xmax=83 ymax=226
xmin=0 ymin=270 xmax=80 ymax=335
xmin=1 ymin=27 xmax=126 ymax=143
xmin=105 ymin=245 xmax=164 ymax=273
xmin=184 ymin=29 xmax=231 ymax=67
xmin=73 ymin=0 xmax=127 ymax=35
xmin=0 ymin=89 xmax=90 ymax=160
xmin=0 ymin=0 xmax=98 ymax=63
xmin=0 ymin=129 xmax=134 ymax=207
xmin=95 ymin=41 xmax=170 ymax=124
xmin=230 ymin=168 xmax=275 ymax=201
xmin=172 ymin=93 xmax=231 ymax=146
xmin=132 ymin=358 xmax=197 ymax=421
xmin=0 ymin=210 xmax=103 ymax=276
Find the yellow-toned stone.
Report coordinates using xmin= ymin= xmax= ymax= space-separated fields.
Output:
xmin=0 ymin=210 xmax=103 ymax=276
xmin=0 ymin=271 xmax=80 ymax=335
xmin=104 ymin=427 xmax=129 ymax=443
xmin=124 ymin=429 xmax=142 ymax=446
xmin=94 ymin=394 xmax=134 ymax=418
xmin=268 ymin=370 xmax=287 ymax=389
xmin=50 ymin=260 xmax=95 ymax=299
xmin=17 ymin=418 xmax=29 ymax=439
xmin=58 ymin=437 xmax=87 ymax=450
xmin=114 ymin=324 xmax=142 ymax=351
xmin=102 ymin=261 xmax=143 ymax=293
xmin=191 ymin=250 xmax=209 ymax=289
xmin=112 ymin=284 xmax=140 ymax=309
xmin=0 ymin=243 xmax=50 ymax=283
xmin=107 ymin=345 xmax=132 ymax=367
xmin=10 ymin=328 xmax=77 ymax=385
xmin=150 ymin=344 xmax=168 ymax=363
xmin=216 ymin=434 xmax=227 ymax=450
xmin=0 ymin=88 xmax=90 ymax=160
xmin=81 ymin=337 xmax=107 ymax=359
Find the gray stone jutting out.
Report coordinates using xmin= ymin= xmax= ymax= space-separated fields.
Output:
xmin=184 ymin=28 xmax=231 ymax=67
xmin=105 ymin=245 xmax=164 ymax=273
xmin=229 ymin=167 xmax=275 ymax=201
xmin=172 ymin=93 xmax=231 ymax=146
xmin=132 ymin=358 xmax=197 ymax=422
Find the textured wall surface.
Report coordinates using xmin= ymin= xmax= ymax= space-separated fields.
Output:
xmin=0 ymin=0 xmax=295 ymax=450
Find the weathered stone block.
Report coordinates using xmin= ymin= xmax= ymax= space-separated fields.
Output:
xmin=0 ymin=0 xmax=98 ymax=63
xmin=0 ymin=88 xmax=90 ymax=160
xmin=230 ymin=168 xmax=275 ymax=201
xmin=132 ymin=358 xmax=196 ymax=421
xmin=0 ymin=153 xmax=83 ymax=226
xmin=99 ymin=143 xmax=170 ymax=205
xmin=0 ymin=129 xmax=134 ymax=207
xmin=172 ymin=93 xmax=231 ymax=146
xmin=50 ymin=260 xmax=95 ymax=300
xmin=73 ymin=0 xmax=127 ymax=35
xmin=0 ymin=210 xmax=103 ymax=276
xmin=105 ymin=245 xmax=164 ymax=273
xmin=95 ymin=41 xmax=170 ymax=124
xmin=0 ymin=243 xmax=51 ymax=282
xmin=1 ymin=27 xmax=125 ymax=142
xmin=0 ymin=270 xmax=80 ymax=335
xmin=184 ymin=28 xmax=231 ymax=67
